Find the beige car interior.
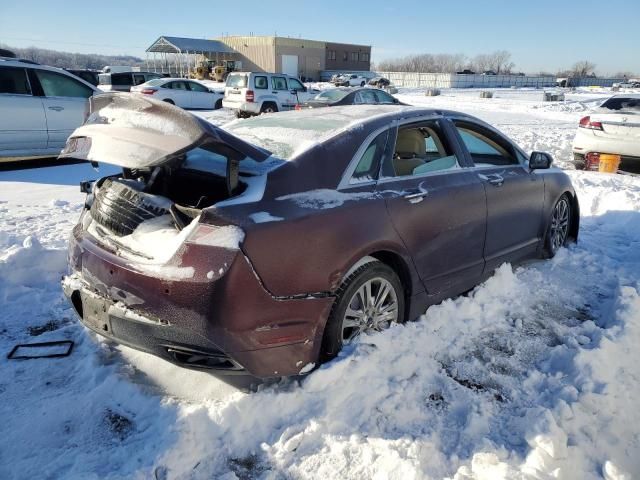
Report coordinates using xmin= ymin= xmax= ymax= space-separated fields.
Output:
xmin=393 ymin=127 xmax=457 ymax=176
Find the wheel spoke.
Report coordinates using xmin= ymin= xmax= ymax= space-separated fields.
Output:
xmin=374 ymin=282 xmax=391 ymax=309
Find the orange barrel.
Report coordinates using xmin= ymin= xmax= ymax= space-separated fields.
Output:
xmin=598 ymin=154 xmax=621 ymax=173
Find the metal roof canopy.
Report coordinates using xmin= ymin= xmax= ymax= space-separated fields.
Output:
xmin=146 ymin=36 xmax=235 ymax=54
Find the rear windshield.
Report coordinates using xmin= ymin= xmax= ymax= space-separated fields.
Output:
xmin=600 ymin=97 xmax=640 ymax=112
xmin=313 ymin=89 xmax=350 ymax=103
xmin=145 ymin=79 xmax=165 ymax=87
xmin=226 ymin=74 xmax=248 ymax=88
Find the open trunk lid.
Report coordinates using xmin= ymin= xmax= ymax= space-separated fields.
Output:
xmin=59 ymin=92 xmax=271 ymax=168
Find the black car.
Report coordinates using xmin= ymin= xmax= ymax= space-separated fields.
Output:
xmin=300 ymin=87 xmax=402 ymax=109
xmin=368 ymin=76 xmax=391 ymax=88
xmin=65 ymin=69 xmax=100 ymax=86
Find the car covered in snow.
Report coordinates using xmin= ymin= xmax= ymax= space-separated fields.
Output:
xmin=61 ymin=93 xmax=580 ymax=384
xmin=130 ymin=78 xmax=223 ymax=109
xmin=299 ymin=87 xmax=402 ymax=109
xmin=572 ymin=95 xmax=640 ymax=173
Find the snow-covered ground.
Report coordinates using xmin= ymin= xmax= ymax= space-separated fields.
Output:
xmin=1 ymin=87 xmax=640 ymax=480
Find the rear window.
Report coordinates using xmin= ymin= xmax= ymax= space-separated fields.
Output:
xmin=600 ymin=97 xmax=640 ymax=112
xmin=0 ymin=67 xmax=31 ymax=94
xmin=98 ymin=73 xmax=111 ymax=85
xmin=313 ymin=89 xmax=350 ymax=103
xmin=145 ymin=79 xmax=165 ymax=87
xmin=226 ymin=74 xmax=248 ymax=88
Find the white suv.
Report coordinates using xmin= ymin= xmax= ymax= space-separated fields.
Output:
xmin=0 ymin=58 xmax=99 ymax=161
xmin=222 ymin=72 xmax=316 ymax=117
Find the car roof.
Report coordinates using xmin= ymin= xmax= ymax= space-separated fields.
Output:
xmin=223 ymin=105 xmax=466 ymax=161
xmin=611 ymin=93 xmax=640 ymax=98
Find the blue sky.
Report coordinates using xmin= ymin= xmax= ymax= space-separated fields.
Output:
xmin=1 ymin=0 xmax=638 ymax=74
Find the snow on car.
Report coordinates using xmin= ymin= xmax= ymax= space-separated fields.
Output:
xmin=1 ymin=86 xmax=639 ymax=480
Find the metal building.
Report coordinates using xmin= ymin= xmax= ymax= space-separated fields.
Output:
xmin=145 ymin=36 xmax=237 ymax=77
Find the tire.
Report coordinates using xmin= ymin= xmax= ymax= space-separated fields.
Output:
xmin=320 ymin=261 xmax=405 ymax=361
xmin=163 ymin=99 xmax=175 ymax=105
xmin=214 ymin=99 xmax=222 ymax=110
xmin=260 ymin=102 xmax=278 ymax=114
xmin=360 ymin=81 xmax=365 ymax=87
xmin=90 ymin=178 xmax=169 ymax=237
xmin=542 ymin=194 xmax=571 ymax=258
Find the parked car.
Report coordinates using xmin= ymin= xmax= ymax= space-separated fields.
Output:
xmin=368 ymin=76 xmax=391 ymax=88
xmin=457 ymin=69 xmax=476 ymax=75
xmin=299 ymin=87 xmax=402 ymax=108
xmin=482 ymin=70 xmax=497 ymax=76
xmin=334 ymin=73 xmax=368 ymax=87
xmin=222 ymin=71 xmax=316 ymax=117
xmin=65 ymin=69 xmax=100 ymax=86
xmin=60 ymin=93 xmax=579 ymax=384
xmin=131 ymin=78 xmax=223 ymax=109
xmin=98 ymin=71 xmax=163 ymax=92
xmin=572 ymin=95 xmax=640 ymax=172
xmin=0 ymin=57 xmax=99 ymax=161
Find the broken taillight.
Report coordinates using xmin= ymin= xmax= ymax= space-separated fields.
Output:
xmin=579 ymin=116 xmax=603 ymax=130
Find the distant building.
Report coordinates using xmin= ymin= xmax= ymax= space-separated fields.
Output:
xmin=145 ymin=35 xmax=371 ymax=81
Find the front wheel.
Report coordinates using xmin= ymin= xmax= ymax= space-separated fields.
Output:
xmin=321 ymin=261 xmax=405 ymax=361
xmin=543 ymin=194 xmax=571 ymax=258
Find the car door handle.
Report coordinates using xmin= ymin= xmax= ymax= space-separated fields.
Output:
xmin=48 ymin=106 xmax=64 ymax=112
xmin=404 ymin=190 xmax=429 ymax=204
xmin=478 ymin=173 xmax=504 ymax=186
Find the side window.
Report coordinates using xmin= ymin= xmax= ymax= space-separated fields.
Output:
xmin=288 ymin=78 xmax=304 ymax=91
xmin=349 ymin=130 xmax=389 ymax=184
xmin=383 ymin=121 xmax=459 ymax=177
xmin=0 ymin=67 xmax=31 ymax=95
xmin=358 ymin=90 xmax=377 ymax=104
xmin=453 ymin=122 xmax=518 ymax=166
xmin=188 ymin=81 xmax=208 ymax=92
xmin=34 ymin=70 xmax=93 ymax=98
xmin=254 ymin=76 xmax=268 ymax=89
xmin=133 ymin=74 xmax=146 ymax=86
xmin=171 ymin=81 xmax=188 ymax=90
xmin=373 ymin=90 xmax=395 ymax=104
xmin=272 ymin=76 xmax=288 ymax=90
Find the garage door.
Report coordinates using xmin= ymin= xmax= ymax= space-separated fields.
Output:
xmin=281 ymin=55 xmax=298 ymax=77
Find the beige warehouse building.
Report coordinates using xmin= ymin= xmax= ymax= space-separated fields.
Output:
xmin=146 ymin=35 xmax=371 ymax=80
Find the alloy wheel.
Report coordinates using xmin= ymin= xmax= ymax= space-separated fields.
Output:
xmin=341 ymin=276 xmax=399 ymax=343
xmin=549 ymin=197 xmax=570 ymax=253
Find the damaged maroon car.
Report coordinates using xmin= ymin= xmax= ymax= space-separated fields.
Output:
xmin=61 ymin=93 xmax=579 ymax=383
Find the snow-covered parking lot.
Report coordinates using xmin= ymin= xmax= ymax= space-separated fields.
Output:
xmin=1 ymin=87 xmax=640 ymax=480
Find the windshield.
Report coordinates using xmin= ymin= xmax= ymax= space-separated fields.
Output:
xmin=313 ymin=89 xmax=350 ymax=103
xmin=226 ymin=74 xmax=248 ymax=88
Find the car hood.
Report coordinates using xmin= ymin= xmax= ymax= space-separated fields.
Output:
xmin=59 ymin=93 xmax=270 ymax=168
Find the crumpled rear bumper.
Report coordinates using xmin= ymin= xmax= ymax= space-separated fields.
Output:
xmin=63 ymin=223 xmax=335 ymax=378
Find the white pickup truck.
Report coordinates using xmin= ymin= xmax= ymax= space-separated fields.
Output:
xmin=334 ymin=73 xmax=368 ymax=87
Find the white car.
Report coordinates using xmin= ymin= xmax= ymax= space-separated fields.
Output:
xmin=0 ymin=57 xmax=99 ymax=161
xmin=222 ymin=72 xmax=317 ymax=117
xmin=334 ymin=74 xmax=368 ymax=87
xmin=130 ymin=78 xmax=223 ymax=109
xmin=572 ymin=95 xmax=640 ymax=171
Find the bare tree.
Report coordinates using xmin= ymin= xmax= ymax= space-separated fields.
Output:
xmin=0 ymin=43 xmax=144 ymax=69
xmin=378 ymin=51 xmax=515 ymax=74
xmin=571 ymin=61 xmax=596 ymax=77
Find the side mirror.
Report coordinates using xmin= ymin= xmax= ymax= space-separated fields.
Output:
xmin=529 ymin=151 xmax=553 ymax=170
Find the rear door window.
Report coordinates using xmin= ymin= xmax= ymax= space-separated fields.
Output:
xmin=272 ymin=76 xmax=288 ymax=90
xmin=254 ymin=76 xmax=268 ymax=89
xmin=383 ymin=121 xmax=459 ymax=177
xmin=188 ymin=81 xmax=208 ymax=92
xmin=34 ymin=70 xmax=94 ymax=98
xmin=0 ymin=67 xmax=31 ymax=95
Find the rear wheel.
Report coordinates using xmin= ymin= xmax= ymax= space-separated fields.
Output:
xmin=260 ymin=102 xmax=278 ymax=114
xmin=163 ymin=99 xmax=175 ymax=105
xmin=321 ymin=261 xmax=405 ymax=361
xmin=360 ymin=81 xmax=365 ymax=87
xmin=214 ymin=99 xmax=222 ymax=110
xmin=543 ymin=194 xmax=571 ymax=258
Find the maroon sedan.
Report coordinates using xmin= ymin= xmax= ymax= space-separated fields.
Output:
xmin=61 ymin=93 xmax=579 ymax=383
